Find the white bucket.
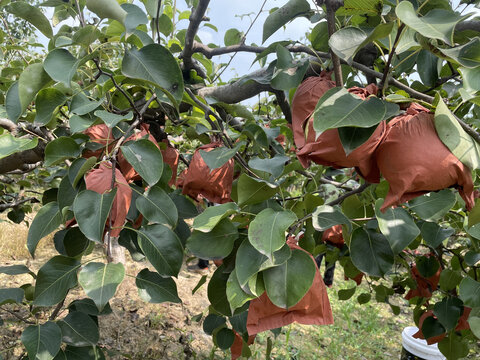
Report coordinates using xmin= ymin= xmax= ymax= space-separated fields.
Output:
xmin=401 ymin=327 xmax=445 ymax=360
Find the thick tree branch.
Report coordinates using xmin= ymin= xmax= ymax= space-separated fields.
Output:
xmin=0 ymin=143 xmax=45 ymax=175
xmin=0 ymin=118 xmax=17 ymax=133
xmin=0 ymin=197 xmax=38 ymax=211
xmin=272 ymin=90 xmax=292 ymax=124
xmin=180 ymin=0 xmax=210 ymax=77
xmin=455 ymin=20 xmax=480 ymax=32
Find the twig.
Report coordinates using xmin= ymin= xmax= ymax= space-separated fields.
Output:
xmin=327 ymin=183 xmax=370 ymax=206
xmin=0 ymin=197 xmax=37 ymax=211
xmin=49 ymin=299 xmax=65 ymax=320
xmin=379 ymin=24 xmax=405 ymax=92
xmin=0 ymin=306 xmax=35 ymax=324
xmin=180 ymin=0 xmax=210 ymax=77
xmin=155 ymin=0 xmax=163 ymax=44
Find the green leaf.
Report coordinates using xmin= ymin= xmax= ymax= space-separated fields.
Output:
xmin=73 ymin=25 xmax=102 ymax=47
xmin=121 ymin=44 xmax=184 ymax=104
xmin=469 ymin=314 xmax=480 ymax=339
xmin=416 ymin=256 xmax=440 ymax=278
xmin=70 ymin=93 xmax=103 ymax=115
xmin=459 ymin=277 xmax=480 ymax=308
xmin=214 ymin=328 xmax=235 ymax=350
xmin=421 ymin=222 xmax=454 ymax=248
xmin=434 ymin=97 xmax=480 ymax=170
xmin=337 ymin=0 xmax=383 ymax=16
xmin=86 ymin=0 xmax=127 ymax=23
xmin=270 ymin=46 xmax=310 ymax=91
xmin=57 ymin=311 xmax=99 ymax=347
xmin=199 ymin=144 xmax=241 ymax=170
xmin=203 ymin=314 xmax=226 ymax=335
xmin=226 ymin=269 xmax=255 ymax=312
xmin=441 ymin=37 xmax=480 ymax=68
xmin=248 ymin=208 xmax=297 ymax=259
xmin=21 ymin=322 xmax=61 ymax=360
xmin=338 ymin=125 xmax=377 ymax=156
xmin=375 ymin=199 xmax=420 ymax=254
xmin=187 ymin=218 xmax=238 ymax=260
xmin=248 ymin=155 xmax=289 ymax=179
xmin=263 ymin=249 xmax=316 ymax=309
xmin=417 ymin=50 xmax=439 ymax=87
xmin=136 ymin=186 xmax=178 ymax=227
xmin=27 ymin=201 xmax=62 ymax=256
xmin=208 ymin=265 xmax=232 ymax=316
xmin=44 ymin=137 xmax=81 ymax=167
xmin=350 ymin=228 xmax=394 ymax=277
xmin=262 ymin=0 xmax=310 ymax=43
xmin=312 ymin=205 xmax=352 ymax=232
xmin=120 ymin=139 xmax=163 ymax=186
xmin=169 ymin=192 xmax=198 ymax=219
xmin=329 ymin=27 xmax=367 ymax=65
xmin=408 ymin=189 xmax=456 ymax=221
xmin=78 ymin=262 xmax=124 ymax=311
xmin=6 ymin=1 xmax=53 ymax=38
xmin=338 ymin=287 xmax=356 ymax=300
xmin=192 ymin=203 xmax=239 ymax=232
xmin=459 ymin=66 xmax=480 ymax=93
xmin=433 ymin=297 xmax=463 ymax=332
xmin=122 ymin=3 xmax=148 ymax=34
xmin=237 ymin=173 xmax=278 ymax=206
xmin=136 ymin=268 xmax=180 ymax=303
xmin=6 ymin=63 xmax=51 ymax=122
xmin=396 ymin=1 xmax=469 ymax=46
xmin=310 ymin=21 xmax=329 ymax=52
xmin=192 ymin=275 xmax=207 ymax=295
xmin=0 ymin=133 xmax=38 ymax=160
xmin=94 ymin=110 xmax=133 ymax=129
xmin=63 ymin=227 xmax=92 ymax=258
xmin=34 ymin=88 xmax=67 ymax=125
xmin=73 ymin=190 xmax=116 ymax=243
xmin=313 ymin=87 xmax=386 ymax=136
xmin=68 ymin=157 xmax=97 ymax=188
xmin=0 ymin=265 xmax=34 ymax=277
xmin=236 ymin=239 xmax=291 ymax=287
xmin=465 ymin=251 xmax=480 ymax=266
xmin=421 ymin=316 xmax=446 ymax=340
xmin=43 ymin=49 xmax=78 ymax=86
xmin=357 ymin=293 xmax=371 ymax=304
xmin=63 ymin=345 xmax=105 ymax=360
xmin=33 ymin=256 xmax=80 ymax=306
xmin=0 ymin=288 xmax=24 ymax=305
xmin=224 ymin=28 xmax=243 ymax=46
xmin=439 ymin=269 xmax=462 ymax=291
xmin=438 ymin=332 xmax=469 ymax=360
xmin=137 ymin=224 xmax=184 ymax=277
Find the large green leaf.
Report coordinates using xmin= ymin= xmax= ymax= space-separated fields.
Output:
xmin=312 ymin=205 xmax=352 ymax=232
xmin=459 ymin=67 xmax=480 ymax=93
xmin=263 ymin=249 xmax=315 ymax=309
xmin=434 ymin=97 xmax=480 ymax=170
xmin=338 ymin=125 xmax=377 ymax=155
xmin=187 ymin=218 xmax=238 ymax=260
xmin=433 ymin=297 xmax=463 ymax=332
xmin=407 ymin=189 xmax=456 ymax=221
xmin=248 ymin=208 xmax=297 ymax=259
xmin=459 ymin=277 xmax=480 ymax=308
xmin=236 ymin=240 xmax=291 ymax=287
xmin=21 ymin=322 xmax=61 ymax=360
xmin=312 ymin=87 xmax=386 ymax=136
xmin=33 ymin=256 xmax=80 ymax=306
xmin=94 ymin=110 xmax=133 ymax=128
xmin=192 ymin=203 xmax=239 ymax=232
xmin=0 ymin=288 xmax=24 ymax=305
xmin=262 ymin=0 xmax=310 ymax=43
xmin=43 ymin=49 xmax=78 ymax=86
xmin=122 ymin=3 xmax=148 ymax=34
xmin=27 ymin=201 xmax=62 ymax=256
xmin=137 ymin=224 xmax=183 ymax=277
xmin=0 ymin=265 xmax=34 ymax=277
xmin=73 ymin=190 xmax=116 ymax=243
xmin=70 ymin=93 xmax=103 ymax=115
xmin=469 ymin=311 xmax=480 ymax=339
xmin=86 ymin=0 xmax=127 ymax=23
xmin=421 ymin=222 xmax=455 ymax=248
xmin=237 ymin=174 xmax=278 ymax=206
xmin=34 ymin=88 xmax=67 ymax=125
xmin=6 ymin=1 xmax=53 ymax=38
xmin=63 ymin=345 xmax=105 ymax=360
xmin=0 ymin=133 xmax=38 ymax=160
xmin=395 ymin=1 xmax=469 ymax=46
xmin=135 ymin=186 xmax=178 ymax=227
xmin=439 ymin=269 xmax=463 ymax=291
xmin=44 ymin=137 xmax=81 ymax=167
xmin=438 ymin=333 xmax=469 ymax=360
xmin=375 ymin=199 xmax=420 ymax=254
xmin=226 ymin=269 xmax=254 ymax=313
xmin=270 ymin=46 xmax=309 ymax=91
xmin=135 ymin=268 xmax=180 ymax=303
xmin=248 ymin=155 xmax=289 ymax=179
xmin=120 ymin=139 xmax=163 ymax=186
xmin=208 ymin=265 xmax=232 ymax=316
xmin=78 ymin=262 xmax=124 ymax=311
xmin=442 ymin=38 xmax=480 ymax=69
xmin=57 ymin=311 xmax=99 ymax=347
xmin=121 ymin=44 xmax=184 ymax=103
xmin=199 ymin=143 xmax=241 ymax=170
xmin=6 ymin=63 xmax=51 ymax=122
xmin=350 ymin=228 xmax=394 ymax=277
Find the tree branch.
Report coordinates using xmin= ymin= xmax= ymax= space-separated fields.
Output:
xmin=180 ymin=0 xmax=210 ymax=77
xmin=0 ymin=143 xmax=45 ymax=175
xmin=0 ymin=118 xmax=17 ymax=133
xmin=0 ymin=197 xmax=38 ymax=211
xmin=455 ymin=20 xmax=480 ymax=32
xmin=272 ymin=90 xmax=292 ymax=124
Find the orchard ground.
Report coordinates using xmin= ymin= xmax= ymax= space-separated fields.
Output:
xmin=0 ymin=216 xmax=438 ymax=360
